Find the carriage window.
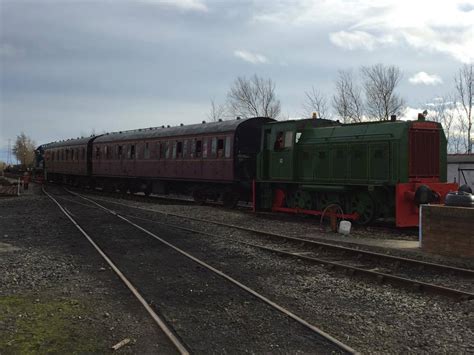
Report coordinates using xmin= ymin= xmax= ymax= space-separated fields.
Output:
xmin=165 ymin=142 xmax=170 ymax=159
xmin=105 ymin=146 xmax=110 ymax=159
xmin=158 ymin=142 xmax=164 ymax=159
xmin=225 ymin=136 xmax=231 ymax=158
xmin=144 ymin=142 xmax=150 ymax=159
xmin=130 ymin=144 xmax=136 ymax=159
xmin=202 ymin=139 xmax=208 ymax=158
xmin=52 ymin=152 xmax=55 ymax=161
xmin=82 ymin=148 xmax=85 ymax=160
xmin=176 ymin=141 xmax=183 ymax=158
xmin=211 ymin=137 xmax=217 ymax=157
xmin=95 ymin=147 xmax=100 ymax=159
xmin=117 ymin=145 xmax=123 ymax=159
xmin=71 ymin=149 xmax=75 ymax=161
xmin=183 ymin=140 xmax=188 ymax=158
xmin=195 ymin=140 xmax=202 ymax=158
xmin=217 ymin=138 xmax=224 ymax=158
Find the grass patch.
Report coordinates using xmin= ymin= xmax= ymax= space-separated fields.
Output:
xmin=0 ymin=295 xmax=104 ymax=354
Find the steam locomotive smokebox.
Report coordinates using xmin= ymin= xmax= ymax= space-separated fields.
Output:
xmin=420 ymin=205 xmax=474 ymax=258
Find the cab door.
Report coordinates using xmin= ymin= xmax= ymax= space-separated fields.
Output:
xmin=269 ymin=130 xmax=294 ymax=181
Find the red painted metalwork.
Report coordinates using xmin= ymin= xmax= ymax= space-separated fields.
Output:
xmin=395 ymin=182 xmax=458 ymax=227
xmin=271 ymin=188 xmax=359 ymax=220
xmin=409 ymin=126 xmax=440 ymax=180
xmin=411 ymin=122 xmax=438 ymax=129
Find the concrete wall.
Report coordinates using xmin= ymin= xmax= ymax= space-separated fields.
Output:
xmin=421 ymin=205 xmax=474 ymax=258
xmin=447 ymin=154 xmax=474 ymax=189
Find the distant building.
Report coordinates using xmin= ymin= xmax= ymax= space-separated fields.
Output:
xmin=447 ymin=154 xmax=474 ymax=189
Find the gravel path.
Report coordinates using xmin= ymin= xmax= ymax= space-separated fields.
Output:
xmin=0 ymin=186 xmax=177 ymax=354
xmin=51 ymin=187 xmax=348 ymax=354
xmin=88 ymin=194 xmax=474 ymax=354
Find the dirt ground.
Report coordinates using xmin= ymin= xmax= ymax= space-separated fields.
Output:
xmin=0 ymin=185 xmax=177 ymax=354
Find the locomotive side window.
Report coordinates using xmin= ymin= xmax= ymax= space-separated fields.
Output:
xmin=217 ymin=138 xmax=224 ymax=158
xmin=274 ymin=131 xmax=284 ymax=150
xmin=225 ymin=136 xmax=231 ymax=158
xmin=295 ymin=132 xmax=302 ymax=143
xmin=196 ymin=140 xmax=202 ymax=158
xmin=284 ymin=131 xmax=293 ymax=148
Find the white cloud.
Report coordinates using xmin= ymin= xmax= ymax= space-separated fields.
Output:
xmin=409 ymin=72 xmax=443 ymax=85
xmin=234 ymin=50 xmax=268 ymax=64
xmin=329 ymin=31 xmax=394 ymax=51
xmin=0 ymin=43 xmax=25 ymax=59
xmin=254 ymin=0 xmax=474 ymax=63
xmin=139 ymin=0 xmax=208 ymax=12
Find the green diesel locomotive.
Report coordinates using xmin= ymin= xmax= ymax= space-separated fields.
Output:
xmin=256 ymin=115 xmax=457 ymax=227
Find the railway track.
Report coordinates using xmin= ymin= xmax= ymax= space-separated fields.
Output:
xmin=43 ymin=186 xmax=357 ymax=354
xmin=66 ymin=190 xmax=474 ymax=301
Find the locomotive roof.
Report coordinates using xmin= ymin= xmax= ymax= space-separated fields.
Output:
xmin=93 ymin=117 xmax=261 ymax=143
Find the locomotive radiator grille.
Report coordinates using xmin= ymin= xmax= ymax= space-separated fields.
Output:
xmin=409 ymin=128 xmax=440 ymax=178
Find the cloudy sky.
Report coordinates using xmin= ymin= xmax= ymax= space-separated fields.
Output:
xmin=1 ymin=0 xmax=473 ymax=161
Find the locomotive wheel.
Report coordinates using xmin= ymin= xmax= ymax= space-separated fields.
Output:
xmin=286 ymin=189 xmax=312 ymax=209
xmin=350 ymin=192 xmax=375 ymax=225
xmin=294 ymin=189 xmax=312 ymax=209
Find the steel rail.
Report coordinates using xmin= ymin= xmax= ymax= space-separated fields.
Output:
xmin=84 ymin=204 xmax=474 ymax=301
xmin=75 ymin=193 xmax=474 ymax=278
xmin=65 ymin=188 xmax=358 ymax=355
xmin=43 ymin=187 xmax=190 ymax=355
xmin=239 ymin=242 xmax=474 ymax=300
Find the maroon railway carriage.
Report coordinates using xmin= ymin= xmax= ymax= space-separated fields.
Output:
xmin=90 ymin=117 xmax=273 ymax=205
xmin=43 ymin=137 xmax=96 ymax=185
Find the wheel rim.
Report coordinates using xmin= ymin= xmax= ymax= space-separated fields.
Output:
xmin=351 ymin=192 xmax=375 ymax=225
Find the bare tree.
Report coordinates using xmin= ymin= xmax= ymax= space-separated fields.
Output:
xmin=454 ymin=64 xmax=473 ymax=153
xmin=361 ymin=64 xmax=405 ymax=121
xmin=207 ymin=99 xmax=227 ymax=122
xmin=332 ymin=70 xmax=364 ymax=123
xmin=12 ymin=132 xmax=36 ymax=168
xmin=302 ymin=87 xmax=330 ymax=118
xmin=227 ymin=74 xmax=281 ymax=118
xmin=425 ymin=96 xmax=457 ymax=153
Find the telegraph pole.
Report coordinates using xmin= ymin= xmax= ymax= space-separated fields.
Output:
xmin=7 ymin=139 xmax=12 ymax=165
